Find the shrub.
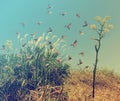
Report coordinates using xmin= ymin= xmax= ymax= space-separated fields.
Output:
xmin=0 ymin=33 xmax=70 ymax=100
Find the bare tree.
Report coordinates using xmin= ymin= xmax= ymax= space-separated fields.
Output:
xmin=90 ymin=16 xmax=113 ymax=98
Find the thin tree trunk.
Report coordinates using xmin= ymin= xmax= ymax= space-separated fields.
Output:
xmin=92 ymin=50 xmax=98 ymax=98
xmin=92 ymin=40 xmax=101 ymax=98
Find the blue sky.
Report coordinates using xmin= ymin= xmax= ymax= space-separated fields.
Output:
xmin=0 ymin=0 xmax=120 ymax=73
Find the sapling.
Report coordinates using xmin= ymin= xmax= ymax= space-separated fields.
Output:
xmin=90 ymin=16 xmax=113 ymax=98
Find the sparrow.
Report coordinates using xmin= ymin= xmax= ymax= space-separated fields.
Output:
xmin=60 ymin=35 xmax=66 ymax=40
xmin=71 ymin=40 xmax=78 ymax=47
xmin=37 ymin=21 xmax=43 ymax=26
xmin=47 ymin=4 xmax=53 ymax=9
xmin=65 ymin=23 xmax=72 ymax=30
xmin=79 ymin=31 xmax=84 ymax=35
xmin=79 ymin=52 xmax=84 ymax=56
xmin=60 ymin=12 xmax=67 ymax=16
xmin=20 ymin=22 xmax=25 ymax=27
xmin=83 ymin=21 xmax=88 ymax=27
xmin=77 ymin=59 xmax=83 ymax=65
xmin=47 ymin=27 xmax=53 ymax=33
xmin=76 ymin=13 xmax=80 ymax=18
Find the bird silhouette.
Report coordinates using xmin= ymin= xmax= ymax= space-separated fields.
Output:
xmin=79 ymin=52 xmax=84 ymax=56
xmin=47 ymin=27 xmax=53 ymax=33
xmin=47 ymin=4 xmax=53 ymax=9
xmin=71 ymin=40 xmax=78 ymax=47
xmin=60 ymin=12 xmax=67 ymax=16
xmin=77 ymin=59 xmax=83 ymax=65
xmin=37 ymin=21 xmax=42 ymax=26
xmin=79 ymin=31 xmax=84 ymax=35
xmin=60 ymin=35 xmax=66 ymax=40
xmin=82 ymin=21 xmax=88 ymax=27
xmin=65 ymin=23 xmax=72 ymax=30
xmin=20 ymin=22 xmax=25 ymax=27
xmin=76 ymin=13 xmax=80 ymax=18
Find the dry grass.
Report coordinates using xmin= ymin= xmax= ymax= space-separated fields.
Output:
xmin=24 ymin=69 xmax=120 ymax=101
xmin=25 ymin=85 xmax=67 ymax=101
xmin=63 ymin=69 xmax=120 ymax=101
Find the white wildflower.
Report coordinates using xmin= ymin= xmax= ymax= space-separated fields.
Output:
xmin=104 ymin=28 xmax=109 ymax=33
xmin=90 ymin=24 xmax=97 ymax=30
xmin=108 ymin=24 xmax=114 ymax=29
xmin=104 ymin=16 xmax=110 ymax=20
xmin=102 ymin=16 xmax=110 ymax=23
xmin=95 ymin=16 xmax=102 ymax=22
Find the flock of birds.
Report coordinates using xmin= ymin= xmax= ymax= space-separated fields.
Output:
xmin=1 ymin=4 xmax=90 ymax=69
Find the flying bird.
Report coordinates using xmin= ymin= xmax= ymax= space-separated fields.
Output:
xmin=49 ymin=45 xmax=53 ymax=49
xmin=47 ymin=41 xmax=53 ymax=49
xmin=71 ymin=40 xmax=78 ymax=47
xmin=30 ymin=32 xmax=38 ymax=36
xmin=37 ymin=21 xmax=43 ymax=26
xmin=76 ymin=13 xmax=80 ymax=18
xmin=34 ymin=38 xmax=38 ymax=42
xmin=79 ymin=52 xmax=84 ymax=56
xmin=47 ymin=27 xmax=53 ymax=33
xmin=65 ymin=23 xmax=72 ymax=30
xmin=20 ymin=22 xmax=26 ymax=27
xmin=79 ymin=31 xmax=84 ymax=35
xmin=16 ymin=32 xmax=20 ymax=35
xmin=82 ymin=21 xmax=88 ymax=27
xmin=77 ymin=59 xmax=83 ymax=65
xmin=48 ymin=11 xmax=53 ymax=14
xmin=60 ymin=12 xmax=67 ymax=16
xmin=48 ymin=40 xmax=52 ymax=45
xmin=22 ymin=43 xmax=27 ymax=47
xmin=60 ymin=35 xmax=66 ymax=40
xmin=47 ymin=4 xmax=53 ymax=9
xmin=85 ymin=65 xmax=89 ymax=69
xmin=68 ymin=55 xmax=72 ymax=61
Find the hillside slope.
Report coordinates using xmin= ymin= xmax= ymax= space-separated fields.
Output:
xmin=64 ymin=69 xmax=120 ymax=101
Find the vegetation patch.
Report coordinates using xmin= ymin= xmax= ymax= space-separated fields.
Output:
xmin=0 ymin=33 xmax=70 ymax=101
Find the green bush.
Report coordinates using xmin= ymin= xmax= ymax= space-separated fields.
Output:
xmin=0 ymin=33 xmax=70 ymax=100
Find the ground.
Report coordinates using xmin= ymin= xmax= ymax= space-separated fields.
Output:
xmin=64 ymin=69 xmax=120 ymax=101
